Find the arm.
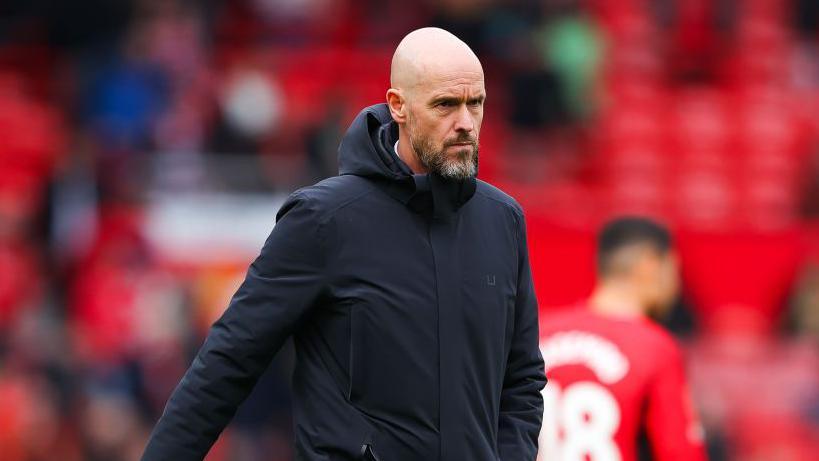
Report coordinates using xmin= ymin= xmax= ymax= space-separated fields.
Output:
xmin=497 ymin=212 xmax=547 ymax=460
xmin=645 ymin=342 xmax=708 ymax=461
xmin=142 ymin=192 xmax=328 ymax=460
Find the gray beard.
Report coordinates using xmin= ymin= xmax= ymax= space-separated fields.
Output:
xmin=411 ymin=136 xmax=478 ymax=180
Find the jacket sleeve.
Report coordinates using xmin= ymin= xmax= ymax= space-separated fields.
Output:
xmin=497 ymin=212 xmax=547 ymax=460
xmin=142 ymin=192 xmax=328 ymax=460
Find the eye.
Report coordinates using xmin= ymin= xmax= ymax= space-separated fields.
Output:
xmin=437 ymin=100 xmax=456 ymax=108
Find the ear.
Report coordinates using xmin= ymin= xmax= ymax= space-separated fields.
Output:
xmin=386 ymin=88 xmax=407 ymax=124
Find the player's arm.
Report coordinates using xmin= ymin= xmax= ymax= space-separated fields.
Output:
xmin=644 ymin=340 xmax=707 ymax=461
xmin=142 ymin=192 xmax=329 ymax=460
xmin=497 ymin=211 xmax=547 ymax=460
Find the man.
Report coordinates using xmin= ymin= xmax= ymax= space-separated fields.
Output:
xmin=142 ymin=28 xmax=545 ymax=461
xmin=538 ymin=217 xmax=706 ymax=461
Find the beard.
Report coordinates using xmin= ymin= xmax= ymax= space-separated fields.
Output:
xmin=408 ymin=120 xmax=478 ymax=180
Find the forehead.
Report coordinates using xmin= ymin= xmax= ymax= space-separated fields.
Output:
xmin=414 ymin=62 xmax=485 ymax=97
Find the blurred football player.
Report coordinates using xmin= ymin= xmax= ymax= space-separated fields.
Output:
xmin=538 ymin=216 xmax=707 ymax=461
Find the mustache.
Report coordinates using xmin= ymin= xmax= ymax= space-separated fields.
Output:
xmin=443 ymin=134 xmax=478 ymax=148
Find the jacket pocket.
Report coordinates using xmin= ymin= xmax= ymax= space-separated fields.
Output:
xmin=348 ymin=303 xmax=364 ymax=401
xmin=462 ymin=274 xmax=515 ymax=332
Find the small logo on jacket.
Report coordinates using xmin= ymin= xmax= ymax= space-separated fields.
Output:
xmin=486 ymin=275 xmax=496 ymax=286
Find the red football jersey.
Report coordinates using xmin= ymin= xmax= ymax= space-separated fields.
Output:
xmin=537 ymin=307 xmax=706 ymax=461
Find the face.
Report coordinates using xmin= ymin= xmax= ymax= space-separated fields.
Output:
xmin=641 ymin=250 xmax=681 ymax=317
xmin=404 ymin=68 xmax=485 ymax=179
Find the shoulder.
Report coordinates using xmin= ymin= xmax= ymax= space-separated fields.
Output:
xmin=540 ymin=306 xmax=591 ymax=328
xmin=541 ymin=309 xmax=680 ymax=355
xmin=473 ymin=179 xmax=524 ymax=220
xmin=632 ymin=320 xmax=684 ymax=364
xmin=642 ymin=319 xmax=681 ymax=349
xmin=278 ymin=175 xmax=377 ymax=222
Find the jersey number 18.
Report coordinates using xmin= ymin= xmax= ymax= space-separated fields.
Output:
xmin=538 ymin=381 xmax=622 ymax=461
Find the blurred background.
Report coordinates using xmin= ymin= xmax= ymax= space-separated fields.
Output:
xmin=0 ymin=0 xmax=817 ymax=460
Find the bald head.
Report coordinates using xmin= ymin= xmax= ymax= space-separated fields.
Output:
xmin=390 ymin=28 xmax=483 ymax=92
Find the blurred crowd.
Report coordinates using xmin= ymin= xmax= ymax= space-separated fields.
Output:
xmin=0 ymin=0 xmax=818 ymax=460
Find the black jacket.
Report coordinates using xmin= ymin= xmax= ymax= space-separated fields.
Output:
xmin=142 ymin=104 xmax=546 ymax=461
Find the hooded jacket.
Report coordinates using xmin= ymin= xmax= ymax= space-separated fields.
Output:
xmin=142 ymin=104 xmax=546 ymax=461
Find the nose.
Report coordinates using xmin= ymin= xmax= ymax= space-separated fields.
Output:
xmin=453 ymin=105 xmax=474 ymax=134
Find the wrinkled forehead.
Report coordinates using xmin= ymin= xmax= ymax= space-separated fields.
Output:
xmin=411 ymin=59 xmax=485 ymax=98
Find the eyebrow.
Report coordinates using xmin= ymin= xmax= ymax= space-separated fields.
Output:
xmin=428 ymin=94 xmax=486 ymax=106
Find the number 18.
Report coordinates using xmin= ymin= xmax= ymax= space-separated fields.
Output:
xmin=537 ymin=381 xmax=622 ymax=461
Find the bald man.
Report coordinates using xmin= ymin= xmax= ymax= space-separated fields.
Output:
xmin=143 ymin=28 xmax=545 ymax=461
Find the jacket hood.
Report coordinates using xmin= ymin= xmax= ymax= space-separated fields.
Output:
xmin=338 ymin=103 xmax=411 ymax=179
xmin=337 ymin=104 xmax=477 ymax=219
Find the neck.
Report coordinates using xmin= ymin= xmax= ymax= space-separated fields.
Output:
xmin=588 ymin=281 xmax=646 ymax=319
xmin=397 ymin=131 xmax=428 ymax=175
